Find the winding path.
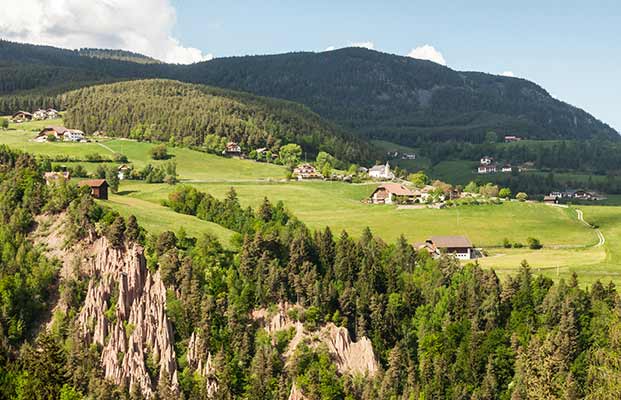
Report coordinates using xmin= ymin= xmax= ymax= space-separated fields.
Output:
xmin=575 ymin=208 xmax=605 ymax=247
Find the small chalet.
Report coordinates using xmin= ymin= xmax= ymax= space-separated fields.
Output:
xmin=46 ymin=108 xmax=60 ymax=119
xmin=11 ymin=111 xmax=33 ymax=123
xmin=401 ymin=153 xmax=416 ymax=160
xmin=416 ymin=236 xmax=475 ymax=260
xmin=543 ymin=195 xmax=559 ymax=204
xmin=33 ymin=109 xmax=48 ymax=120
xmin=504 ymin=135 xmax=522 ymax=143
xmin=370 ymin=183 xmax=414 ymax=204
xmin=480 ymin=156 xmax=493 ymax=165
xmin=78 ymin=179 xmax=109 ymax=200
xmin=501 ymin=165 xmax=513 ymax=173
xmin=222 ymin=142 xmax=242 ymax=156
xmin=293 ymin=163 xmax=323 ymax=181
xmin=478 ymin=163 xmax=497 ymax=174
xmin=117 ymin=164 xmax=131 ymax=180
xmin=368 ymin=162 xmax=395 ymax=180
xmin=44 ymin=171 xmax=70 ymax=185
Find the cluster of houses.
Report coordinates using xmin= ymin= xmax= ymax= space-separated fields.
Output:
xmin=477 ymin=156 xmax=521 ymax=174
xmin=544 ymin=189 xmax=605 ymax=203
xmin=11 ymin=109 xmax=60 ymax=123
xmin=35 ymin=126 xmax=86 ymax=142
xmin=386 ymin=150 xmax=417 ymax=160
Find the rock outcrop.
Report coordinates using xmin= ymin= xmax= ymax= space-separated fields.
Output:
xmin=288 ymin=382 xmax=309 ymax=400
xmin=186 ymin=331 xmax=218 ymax=397
xmin=76 ymin=237 xmax=179 ymax=397
xmin=253 ymin=303 xmax=379 ymax=377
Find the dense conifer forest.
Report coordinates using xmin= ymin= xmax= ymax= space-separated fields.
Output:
xmin=1 ymin=145 xmax=621 ymax=399
xmin=1 ymin=40 xmax=617 ymax=145
xmin=59 ymin=79 xmax=374 ymax=163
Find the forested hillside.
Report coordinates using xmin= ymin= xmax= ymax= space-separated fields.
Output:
xmin=60 ymin=79 xmax=374 ymax=163
xmin=1 ymin=40 xmax=617 ymax=145
xmin=2 ymin=146 xmax=621 ymax=399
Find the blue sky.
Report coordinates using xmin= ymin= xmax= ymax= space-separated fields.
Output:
xmin=170 ymin=0 xmax=620 ymax=131
xmin=2 ymin=0 xmax=618 ymax=131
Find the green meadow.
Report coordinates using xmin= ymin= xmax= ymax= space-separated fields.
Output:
xmin=2 ymin=117 xmax=619 ymax=286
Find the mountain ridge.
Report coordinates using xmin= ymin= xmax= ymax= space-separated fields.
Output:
xmin=0 ymin=39 xmax=617 ymax=145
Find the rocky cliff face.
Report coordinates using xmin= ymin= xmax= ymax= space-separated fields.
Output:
xmin=254 ymin=303 xmax=379 ymax=377
xmin=74 ymin=237 xmax=178 ymax=397
xmin=186 ymin=330 xmax=218 ymax=397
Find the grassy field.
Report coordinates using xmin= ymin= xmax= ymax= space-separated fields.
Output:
xmin=3 ymin=117 xmax=620 ymax=286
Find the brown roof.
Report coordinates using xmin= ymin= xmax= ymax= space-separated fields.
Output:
xmin=78 ymin=179 xmax=107 ymax=188
xmin=376 ymin=183 xmax=414 ymax=196
xmin=40 ymin=126 xmax=69 ymax=135
xmin=429 ymin=235 xmax=473 ymax=249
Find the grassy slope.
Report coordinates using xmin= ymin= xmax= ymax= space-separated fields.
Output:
xmin=3 ymin=117 xmax=618 ymax=286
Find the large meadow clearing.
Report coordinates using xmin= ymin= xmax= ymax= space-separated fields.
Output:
xmin=3 ymin=118 xmax=620 ymax=286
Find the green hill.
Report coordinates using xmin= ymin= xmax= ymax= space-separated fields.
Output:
xmin=0 ymin=40 xmax=617 ymax=146
xmin=59 ymin=79 xmax=374 ymax=163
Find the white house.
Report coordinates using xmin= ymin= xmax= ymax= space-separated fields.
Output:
xmin=480 ymin=156 xmax=493 ymax=165
xmin=501 ymin=165 xmax=513 ymax=173
xmin=368 ymin=162 xmax=395 ymax=180
xmin=64 ymin=129 xmax=85 ymax=142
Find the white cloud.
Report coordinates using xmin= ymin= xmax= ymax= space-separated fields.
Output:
xmin=325 ymin=46 xmax=336 ymax=51
xmin=349 ymin=41 xmax=374 ymax=50
xmin=407 ymin=45 xmax=446 ymax=66
xmin=0 ymin=0 xmax=211 ymax=64
xmin=501 ymin=71 xmax=515 ymax=77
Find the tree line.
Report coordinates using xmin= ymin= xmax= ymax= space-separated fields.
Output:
xmin=1 ymin=145 xmax=621 ymax=399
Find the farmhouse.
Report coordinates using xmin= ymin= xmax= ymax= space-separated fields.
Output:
xmin=223 ymin=142 xmax=242 ymax=156
xmin=477 ymin=163 xmax=497 ymax=174
xmin=37 ymin=126 xmax=85 ymax=142
xmin=33 ymin=109 xmax=48 ymax=120
xmin=46 ymin=108 xmax=60 ymax=119
xmin=504 ymin=135 xmax=522 ymax=143
xmin=480 ymin=156 xmax=493 ymax=165
xmin=543 ymin=195 xmax=559 ymax=204
xmin=370 ymin=183 xmax=415 ymax=204
xmin=117 ymin=164 xmax=131 ymax=180
xmin=11 ymin=111 xmax=33 ymax=123
xmin=38 ymin=126 xmax=69 ymax=140
xmin=78 ymin=179 xmax=109 ymax=200
xmin=293 ymin=163 xmax=323 ymax=181
xmin=417 ymin=236 xmax=475 ymax=260
xmin=44 ymin=171 xmax=70 ymax=185
xmin=368 ymin=162 xmax=395 ymax=180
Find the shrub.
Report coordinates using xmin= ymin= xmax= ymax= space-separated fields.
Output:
xmin=47 ymin=134 xmax=57 ymax=142
xmin=516 ymin=192 xmax=528 ymax=202
xmin=149 ymin=144 xmax=168 ymax=160
xmin=513 ymin=242 xmax=524 ymax=248
xmin=502 ymin=238 xmax=512 ymax=248
xmin=527 ymin=237 xmax=543 ymax=249
xmin=113 ymin=153 xmax=128 ymax=162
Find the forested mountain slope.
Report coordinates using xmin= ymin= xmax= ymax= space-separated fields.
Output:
xmin=2 ymin=146 xmax=621 ymax=399
xmin=60 ymin=79 xmax=374 ymax=162
xmin=1 ymin=40 xmax=617 ymax=145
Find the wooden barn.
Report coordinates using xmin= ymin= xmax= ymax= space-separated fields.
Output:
xmin=78 ymin=179 xmax=109 ymax=200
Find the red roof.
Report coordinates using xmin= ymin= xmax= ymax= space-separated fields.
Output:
xmin=78 ymin=179 xmax=107 ymax=188
xmin=376 ymin=183 xmax=414 ymax=196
